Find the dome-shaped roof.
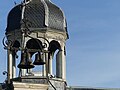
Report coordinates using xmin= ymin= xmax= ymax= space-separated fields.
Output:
xmin=6 ymin=0 xmax=68 ymax=37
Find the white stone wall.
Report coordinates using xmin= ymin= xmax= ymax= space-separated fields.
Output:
xmin=13 ymin=82 xmax=48 ymax=90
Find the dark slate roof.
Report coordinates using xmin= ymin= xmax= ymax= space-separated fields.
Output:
xmin=46 ymin=0 xmax=65 ymax=30
xmin=6 ymin=0 xmax=68 ymax=37
xmin=7 ymin=5 xmax=22 ymax=31
xmin=23 ymin=0 xmax=45 ymax=28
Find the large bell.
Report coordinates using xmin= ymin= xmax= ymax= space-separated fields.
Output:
xmin=33 ymin=52 xmax=46 ymax=65
xmin=18 ymin=52 xmax=34 ymax=69
xmin=26 ymin=52 xmax=35 ymax=69
xmin=17 ymin=53 xmax=26 ymax=69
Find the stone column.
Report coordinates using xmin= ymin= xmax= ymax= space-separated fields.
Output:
xmin=48 ymin=55 xmax=53 ymax=75
xmin=21 ymin=69 xmax=27 ymax=76
xmin=7 ymin=50 xmax=13 ymax=83
xmin=12 ymin=51 xmax=16 ymax=78
xmin=45 ymin=50 xmax=49 ymax=78
xmin=56 ymin=50 xmax=62 ymax=78
xmin=61 ymin=47 xmax=66 ymax=81
xmin=43 ymin=48 xmax=49 ymax=78
xmin=56 ymin=46 xmax=66 ymax=80
xmin=43 ymin=52 xmax=46 ymax=77
xmin=61 ymin=45 xmax=66 ymax=80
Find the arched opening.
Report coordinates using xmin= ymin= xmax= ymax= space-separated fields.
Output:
xmin=26 ymin=39 xmax=43 ymax=76
xmin=48 ymin=40 xmax=61 ymax=78
xmin=26 ymin=38 xmax=42 ymax=55
xmin=18 ymin=38 xmax=43 ymax=76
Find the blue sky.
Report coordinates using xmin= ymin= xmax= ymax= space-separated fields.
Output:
xmin=1 ymin=0 xmax=120 ymax=88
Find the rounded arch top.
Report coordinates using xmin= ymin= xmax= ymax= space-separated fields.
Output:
xmin=48 ymin=40 xmax=61 ymax=54
xmin=26 ymin=38 xmax=43 ymax=50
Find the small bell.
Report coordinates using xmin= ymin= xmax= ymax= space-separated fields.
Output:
xmin=33 ymin=52 xmax=46 ymax=65
xmin=26 ymin=52 xmax=35 ymax=69
xmin=18 ymin=52 xmax=34 ymax=69
xmin=17 ymin=53 xmax=27 ymax=69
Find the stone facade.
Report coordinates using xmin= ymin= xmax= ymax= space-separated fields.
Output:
xmin=13 ymin=82 xmax=48 ymax=90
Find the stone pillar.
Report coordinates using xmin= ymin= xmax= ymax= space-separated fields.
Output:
xmin=45 ymin=49 xmax=49 ymax=78
xmin=56 ymin=46 xmax=66 ymax=80
xmin=12 ymin=51 xmax=16 ymax=78
xmin=56 ymin=50 xmax=62 ymax=78
xmin=61 ymin=48 xmax=66 ymax=80
xmin=7 ymin=50 xmax=13 ymax=83
xmin=48 ymin=55 xmax=53 ymax=75
xmin=43 ymin=48 xmax=49 ymax=78
xmin=21 ymin=69 xmax=27 ymax=76
xmin=43 ymin=52 xmax=46 ymax=77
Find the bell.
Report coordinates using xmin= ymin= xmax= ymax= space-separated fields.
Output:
xmin=18 ymin=52 xmax=34 ymax=69
xmin=33 ymin=52 xmax=46 ymax=65
xmin=26 ymin=52 xmax=35 ymax=69
xmin=18 ymin=53 xmax=27 ymax=69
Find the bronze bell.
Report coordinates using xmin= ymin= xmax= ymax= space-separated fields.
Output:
xmin=17 ymin=53 xmax=26 ymax=69
xmin=26 ymin=52 xmax=35 ymax=69
xmin=18 ymin=52 xmax=34 ymax=69
xmin=33 ymin=52 xmax=46 ymax=65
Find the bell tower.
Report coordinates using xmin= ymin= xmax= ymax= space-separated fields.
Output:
xmin=3 ymin=0 xmax=69 ymax=89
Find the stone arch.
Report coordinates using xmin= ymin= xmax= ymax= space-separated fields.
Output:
xmin=48 ymin=40 xmax=62 ymax=77
xmin=26 ymin=38 xmax=43 ymax=56
xmin=48 ymin=40 xmax=61 ymax=57
xmin=25 ymin=38 xmax=44 ymax=75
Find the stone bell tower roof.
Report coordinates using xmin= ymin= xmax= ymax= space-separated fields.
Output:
xmin=6 ymin=0 xmax=68 ymax=38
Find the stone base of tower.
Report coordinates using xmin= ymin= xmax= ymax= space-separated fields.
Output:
xmin=13 ymin=82 xmax=48 ymax=90
xmin=3 ymin=76 xmax=67 ymax=90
